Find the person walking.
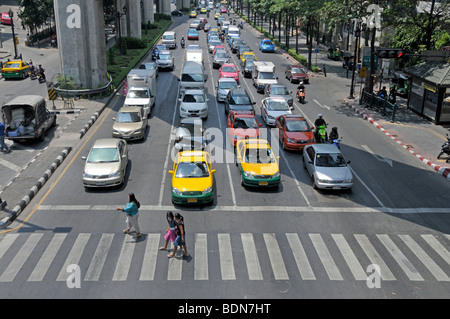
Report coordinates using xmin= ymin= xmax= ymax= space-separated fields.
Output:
xmin=159 ymin=211 xmax=177 ymax=251
xmin=116 ymin=193 xmax=141 ymax=238
xmin=0 ymin=122 xmax=11 ymax=153
xmin=168 ymin=213 xmax=188 ymax=258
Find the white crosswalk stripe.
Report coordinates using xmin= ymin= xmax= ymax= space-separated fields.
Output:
xmin=0 ymin=232 xmax=448 ymax=284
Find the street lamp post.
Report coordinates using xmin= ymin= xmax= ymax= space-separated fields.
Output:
xmin=348 ymin=27 xmax=360 ymax=99
xmin=116 ymin=5 xmax=128 ymax=55
xmin=8 ymin=9 xmax=19 ymax=59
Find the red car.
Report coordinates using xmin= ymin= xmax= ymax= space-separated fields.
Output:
xmin=220 ymin=7 xmax=227 ymax=13
xmin=285 ymin=64 xmax=309 ymax=84
xmin=275 ymin=114 xmax=315 ymax=151
xmin=227 ymin=111 xmax=262 ymax=146
xmin=1 ymin=12 xmax=11 ymax=25
xmin=219 ymin=64 xmax=239 ymax=84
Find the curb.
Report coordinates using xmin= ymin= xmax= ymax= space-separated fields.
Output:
xmin=345 ymin=100 xmax=450 ymax=181
xmin=79 ymin=111 xmax=101 ymax=139
xmin=0 ymin=147 xmax=72 ymax=229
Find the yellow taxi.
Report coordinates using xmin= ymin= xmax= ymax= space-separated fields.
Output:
xmin=169 ymin=151 xmax=216 ymax=205
xmin=240 ymin=52 xmax=257 ymax=66
xmin=1 ymin=60 xmax=29 ymax=79
xmin=200 ymin=7 xmax=207 ymax=14
xmin=189 ymin=10 xmax=197 ymax=18
xmin=235 ymin=139 xmax=281 ymax=188
xmin=214 ymin=12 xmax=220 ymax=20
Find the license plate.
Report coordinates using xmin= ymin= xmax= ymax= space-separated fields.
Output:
xmin=96 ymin=182 xmax=106 ymax=186
xmin=188 ymin=198 xmax=197 ymax=203
xmin=123 ymin=136 xmax=130 ymax=139
xmin=259 ymin=181 xmax=268 ymax=186
xmin=332 ymin=186 xmax=341 ymax=190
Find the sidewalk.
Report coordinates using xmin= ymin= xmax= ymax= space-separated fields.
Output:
xmin=235 ymin=9 xmax=450 ymax=181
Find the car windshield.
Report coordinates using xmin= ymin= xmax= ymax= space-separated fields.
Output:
xmin=183 ymin=93 xmax=205 ymax=103
xmin=219 ymin=81 xmax=237 ymax=89
xmin=175 ymin=162 xmax=209 ymax=178
xmin=315 ymin=153 xmax=347 ymax=167
xmin=245 ymin=148 xmax=276 ymax=164
xmin=245 ymin=61 xmax=254 ymax=68
xmin=263 ymin=40 xmax=273 ymax=45
xmin=156 ymin=45 xmax=166 ymax=50
xmin=140 ymin=64 xmax=156 ymax=70
xmin=188 ymin=29 xmax=197 ymax=34
xmin=267 ymin=100 xmax=289 ymax=111
xmin=88 ymin=148 xmax=119 ymax=163
xmin=159 ymin=54 xmax=171 ymax=60
xmin=231 ymin=95 xmax=251 ymax=105
xmin=116 ymin=112 xmax=141 ymax=123
xmin=6 ymin=63 xmax=21 ymax=68
xmin=292 ymin=67 xmax=306 ymax=74
xmin=286 ymin=120 xmax=309 ymax=132
xmin=215 ymin=52 xmax=228 ymax=58
xmin=259 ymin=72 xmax=275 ymax=79
xmin=181 ymin=73 xmax=203 ymax=82
xmin=240 ymin=46 xmax=250 ymax=52
xmin=210 ymin=40 xmax=221 ymax=46
xmin=233 ymin=118 xmax=258 ymax=129
xmin=163 ymin=35 xmax=174 ymax=40
xmin=271 ymin=87 xmax=289 ymax=95
xmin=222 ymin=66 xmax=236 ymax=73
xmin=128 ymin=90 xmax=149 ymax=98
xmin=244 ymin=54 xmax=255 ymax=61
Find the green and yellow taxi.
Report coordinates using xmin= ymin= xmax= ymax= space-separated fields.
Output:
xmin=1 ymin=60 xmax=29 ymax=79
xmin=240 ymin=52 xmax=257 ymax=66
xmin=235 ymin=139 xmax=281 ymax=188
xmin=189 ymin=10 xmax=197 ymax=18
xmin=214 ymin=12 xmax=220 ymax=20
xmin=169 ymin=151 xmax=216 ymax=205
xmin=200 ymin=7 xmax=207 ymax=14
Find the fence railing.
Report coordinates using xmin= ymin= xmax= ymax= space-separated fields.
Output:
xmin=359 ymin=90 xmax=398 ymax=122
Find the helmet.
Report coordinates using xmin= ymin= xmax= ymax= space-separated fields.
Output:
xmin=331 ymin=127 xmax=338 ymax=132
xmin=318 ymin=113 xmax=323 ymax=118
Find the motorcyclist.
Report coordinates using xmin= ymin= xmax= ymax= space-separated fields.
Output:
xmin=314 ymin=114 xmax=327 ymax=142
xmin=297 ymin=81 xmax=305 ymax=95
xmin=180 ymin=36 xmax=185 ymax=48
xmin=38 ymin=64 xmax=46 ymax=81
xmin=379 ymin=86 xmax=387 ymax=99
xmin=233 ymin=19 xmax=236 ymax=25
xmin=239 ymin=21 xmax=243 ymax=29
xmin=329 ymin=127 xmax=339 ymax=141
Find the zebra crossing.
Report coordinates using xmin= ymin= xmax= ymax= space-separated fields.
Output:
xmin=0 ymin=232 xmax=448 ymax=284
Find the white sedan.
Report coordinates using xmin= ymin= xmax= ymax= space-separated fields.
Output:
xmin=260 ymin=97 xmax=292 ymax=126
xmin=179 ymin=89 xmax=209 ymax=119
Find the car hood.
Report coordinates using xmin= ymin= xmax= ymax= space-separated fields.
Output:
xmin=125 ymin=98 xmax=150 ymax=105
xmin=315 ymin=166 xmax=352 ymax=181
xmin=241 ymin=162 xmax=279 ymax=175
xmin=84 ymin=162 xmax=121 ymax=176
xmin=285 ymin=131 xmax=314 ymax=140
xmin=180 ymin=102 xmax=208 ymax=110
xmin=113 ymin=122 xmax=143 ymax=132
xmin=172 ymin=176 xmax=212 ymax=192
xmin=214 ymin=57 xmax=229 ymax=63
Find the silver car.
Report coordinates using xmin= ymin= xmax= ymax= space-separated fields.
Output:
xmin=212 ymin=51 xmax=230 ymax=69
xmin=208 ymin=39 xmax=222 ymax=53
xmin=216 ymin=77 xmax=238 ymax=102
xmin=174 ymin=118 xmax=207 ymax=152
xmin=264 ymin=84 xmax=293 ymax=108
xmin=179 ymin=89 xmax=209 ymax=119
xmin=156 ymin=50 xmax=174 ymax=70
xmin=139 ymin=61 xmax=158 ymax=77
xmin=303 ymin=144 xmax=353 ymax=190
xmin=260 ymin=97 xmax=292 ymax=126
xmin=82 ymin=138 xmax=129 ymax=188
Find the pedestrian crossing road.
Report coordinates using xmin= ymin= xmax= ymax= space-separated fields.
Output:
xmin=0 ymin=231 xmax=448 ymax=285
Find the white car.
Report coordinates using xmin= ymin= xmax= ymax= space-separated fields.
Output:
xmin=260 ymin=97 xmax=292 ymax=126
xmin=303 ymin=144 xmax=353 ymax=191
xmin=216 ymin=77 xmax=238 ymax=102
xmin=179 ymin=89 xmax=209 ymax=119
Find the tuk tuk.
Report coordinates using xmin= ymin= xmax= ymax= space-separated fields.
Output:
xmin=2 ymin=95 xmax=56 ymax=142
xmin=327 ymin=44 xmax=342 ymax=61
xmin=342 ymin=51 xmax=354 ymax=69
xmin=391 ymin=72 xmax=411 ymax=98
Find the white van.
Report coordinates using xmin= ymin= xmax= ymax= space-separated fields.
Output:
xmin=185 ymin=49 xmax=204 ymax=68
xmin=178 ymin=61 xmax=206 ymax=95
xmin=125 ymin=69 xmax=157 ymax=116
xmin=162 ymin=31 xmax=176 ymax=49
xmin=252 ymin=61 xmax=278 ymax=93
xmin=227 ymin=25 xmax=240 ymax=38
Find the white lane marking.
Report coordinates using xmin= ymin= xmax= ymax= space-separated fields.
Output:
xmin=313 ymin=99 xmax=330 ymax=110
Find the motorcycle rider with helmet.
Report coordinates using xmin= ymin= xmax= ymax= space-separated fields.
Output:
xmin=314 ymin=114 xmax=327 ymax=142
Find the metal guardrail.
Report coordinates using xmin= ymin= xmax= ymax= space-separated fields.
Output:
xmin=359 ymin=90 xmax=398 ymax=122
xmin=53 ymin=73 xmax=113 ymax=97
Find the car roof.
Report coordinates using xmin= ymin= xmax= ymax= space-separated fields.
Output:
xmin=92 ymin=138 xmax=120 ymax=148
xmin=291 ymin=64 xmax=306 ymax=69
xmin=309 ymin=143 xmax=341 ymax=153
xmin=229 ymin=88 xmax=249 ymax=96
xmin=264 ymin=96 xmax=288 ymax=102
xmin=184 ymin=89 xmax=205 ymax=94
xmin=269 ymin=84 xmax=287 ymax=88
xmin=241 ymin=139 xmax=270 ymax=148
xmin=221 ymin=63 xmax=236 ymax=68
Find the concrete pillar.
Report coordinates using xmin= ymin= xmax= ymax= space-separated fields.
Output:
xmin=143 ymin=0 xmax=155 ymax=24
xmin=54 ymin=0 xmax=107 ymax=89
xmin=124 ymin=0 xmax=142 ymax=39
xmin=160 ymin=0 xmax=171 ymax=16
xmin=182 ymin=0 xmax=190 ymax=10
xmin=117 ymin=0 xmax=128 ymax=38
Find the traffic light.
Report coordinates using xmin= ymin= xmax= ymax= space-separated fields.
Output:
xmin=376 ymin=48 xmax=404 ymax=58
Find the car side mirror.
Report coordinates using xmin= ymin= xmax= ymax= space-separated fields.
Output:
xmin=112 ymin=117 xmax=116 ymax=121
xmin=168 ymin=170 xmax=173 ymax=175
xmin=252 ymin=102 xmax=256 ymax=105
xmin=347 ymin=160 xmax=351 ymax=164
xmin=259 ymin=123 xmax=263 ymax=127
xmin=211 ymin=169 xmax=216 ymax=174
xmin=81 ymin=156 xmax=87 ymax=160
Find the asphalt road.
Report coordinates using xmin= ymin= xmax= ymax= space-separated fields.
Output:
xmin=0 ymin=12 xmax=449 ymax=300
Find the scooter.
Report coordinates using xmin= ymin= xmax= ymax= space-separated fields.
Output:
xmin=315 ymin=125 xmax=328 ymax=143
xmin=29 ymin=69 xmax=37 ymax=80
xmin=329 ymin=137 xmax=342 ymax=149
xmin=37 ymin=73 xmax=46 ymax=83
xmin=297 ymin=89 xmax=305 ymax=104
xmin=437 ymin=133 xmax=450 ymax=163
xmin=181 ymin=40 xmax=185 ymax=48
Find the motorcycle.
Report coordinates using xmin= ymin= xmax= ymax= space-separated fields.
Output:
xmin=181 ymin=39 xmax=185 ymax=48
xmin=437 ymin=133 xmax=450 ymax=163
xmin=37 ymin=72 xmax=46 ymax=83
xmin=315 ymin=125 xmax=328 ymax=143
xmin=239 ymin=22 xmax=243 ymax=30
xmin=28 ymin=69 xmax=37 ymax=80
xmin=297 ymin=89 xmax=305 ymax=104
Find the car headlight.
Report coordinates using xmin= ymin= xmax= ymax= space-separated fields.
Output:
xmin=243 ymin=171 xmax=254 ymax=179
xmin=272 ymin=171 xmax=280 ymax=179
xmin=109 ymin=171 xmax=121 ymax=178
xmin=172 ymin=187 xmax=182 ymax=195
xmin=286 ymin=138 xmax=295 ymax=143
xmin=112 ymin=129 xmax=120 ymax=134
xmin=202 ymin=187 xmax=213 ymax=195
xmin=83 ymin=172 xmax=93 ymax=178
xmin=180 ymin=106 xmax=187 ymax=112
xmin=268 ymin=115 xmax=275 ymax=119
xmin=345 ymin=179 xmax=353 ymax=183
xmin=318 ymin=179 xmax=332 ymax=183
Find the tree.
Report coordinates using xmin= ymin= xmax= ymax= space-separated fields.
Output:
xmin=17 ymin=0 xmax=54 ymax=35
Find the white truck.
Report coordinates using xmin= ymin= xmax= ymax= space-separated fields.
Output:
xmin=252 ymin=61 xmax=278 ymax=93
xmin=185 ymin=49 xmax=204 ymax=68
xmin=125 ymin=69 xmax=157 ymax=116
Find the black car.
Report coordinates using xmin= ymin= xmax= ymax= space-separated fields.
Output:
xmin=242 ymin=59 xmax=254 ymax=78
xmin=224 ymin=88 xmax=256 ymax=115
xmin=231 ymin=38 xmax=246 ymax=53
xmin=237 ymin=45 xmax=251 ymax=59
xmin=171 ymin=10 xmax=183 ymax=16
